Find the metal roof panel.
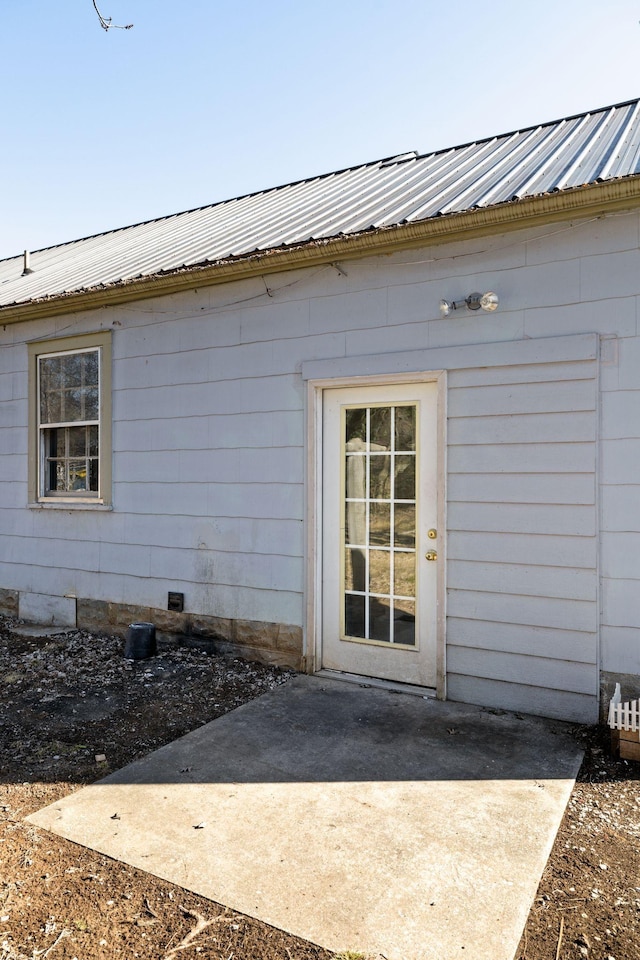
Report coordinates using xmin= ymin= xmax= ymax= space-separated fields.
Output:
xmin=2 ymin=97 xmax=640 ymax=308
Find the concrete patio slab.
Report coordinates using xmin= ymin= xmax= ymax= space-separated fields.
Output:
xmin=27 ymin=675 xmax=583 ymax=960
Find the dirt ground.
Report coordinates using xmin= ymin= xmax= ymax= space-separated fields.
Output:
xmin=1 ymin=618 xmax=639 ymax=960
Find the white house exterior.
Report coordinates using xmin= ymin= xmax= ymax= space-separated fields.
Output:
xmin=2 ymin=99 xmax=640 ymax=724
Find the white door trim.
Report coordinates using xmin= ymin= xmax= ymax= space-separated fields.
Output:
xmin=304 ymin=371 xmax=447 ymax=699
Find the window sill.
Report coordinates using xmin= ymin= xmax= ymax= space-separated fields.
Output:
xmin=28 ymin=500 xmax=113 ymax=511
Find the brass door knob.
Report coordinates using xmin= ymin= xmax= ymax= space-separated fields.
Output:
xmin=425 ymin=551 xmax=438 ymax=561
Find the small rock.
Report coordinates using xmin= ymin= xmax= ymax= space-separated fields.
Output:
xmin=95 ymin=754 xmax=106 ymax=763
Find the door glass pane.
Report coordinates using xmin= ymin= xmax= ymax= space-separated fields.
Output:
xmin=369 ymin=502 xmax=390 ymax=546
xmin=342 ymin=403 xmax=417 ymax=646
xmin=345 ymin=594 xmax=365 ymax=638
xmin=369 ymin=598 xmax=391 ymax=642
xmin=345 ymin=455 xmax=366 ymax=500
xmin=345 ymin=408 xmax=367 ymax=445
xmin=395 ymin=405 xmax=416 ymax=451
xmin=394 ymin=504 xmax=415 ymax=547
xmin=369 ymin=549 xmax=390 ymax=595
xmin=345 ymin=548 xmax=366 ymax=593
xmin=369 ymin=455 xmax=391 ymax=499
xmin=345 ymin=500 xmax=366 ymax=546
xmin=394 ymin=599 xmax=416 ymax=646
xmin=394 ymin=551 xmax=415 ymax=598
xmin=370 ymin=407 xmax=391 ymax=449
xmin=394 ymin=455 xmax=415 ymax=499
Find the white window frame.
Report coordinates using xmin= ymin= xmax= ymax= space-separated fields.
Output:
xmin=28 ymin=332 xmax=112 ymax=507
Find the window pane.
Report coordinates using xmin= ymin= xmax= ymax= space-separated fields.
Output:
xmin=394 ymin=455 xmax=415 ymax=500
xmin=394 ymin=551 xmax=416 ymax=599
xmin=88 ymin=459 xmax=99 ymax=492
xmin=84 ymin=386 xmax=99 ymax=421
xmin=68 ymin=426 xmax=87 ymax=457
xmin=83 ymin=350 xmax=98 ymax=384
xmin=369 ymin=502 xmax=390 ymax=546
xmin=394 ymin=504 xmax=415 ymax=547
xmin=68 ymin=460 xmax=87 ymax=491
xmin=345 ymin=548 xmax=366 ymax=593
xmin=394 ymin=599 xmax=416 ymax=646
xmin=345 ymin=500 xmax=366 ymax=546
xmin=43 ymin=425 xmax=99 ymax=496
xmin=345 ymin=455 xmax=366 ymax=501
xmin=345 ymin=408 xmax=367 ymax=446
xmin=395 ymin=405 xmax=416 ymax=451
xmin=64 ymin=385 xmax=98 ymax=422
xmin=63 ymin=388 xmax=81 ymax=421
xmin=88 ymin=425 xmax=99 ymax=457
xmin=40 ymin=351 xmax=99 ymax=425
xmin=40 ymin=355 xmax=61 ymax=391
xmin=369 ymin=549 xmax=390 ymax=596
xmin=345 ymin=594 xmax=365 ymax=638
xmin=47 ymin=427 xmax=61 ymax=457
xmin=48 ymin=458 xmax=60 ymax=491
xmin=63 ymin=353 xmax=85 ymax=387
xmin=370 ymin=407 xmax=390 ymax=450
xmin=39 ymin=356 xmax=63 ymax=424
xmin=369 ymin=454 xmax=391 ymax=499
xmin=369 ymin=597 xmax=391 ymax=642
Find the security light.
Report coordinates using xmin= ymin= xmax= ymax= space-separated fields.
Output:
xmin=439 ymin=291 xmax=499 ymax=317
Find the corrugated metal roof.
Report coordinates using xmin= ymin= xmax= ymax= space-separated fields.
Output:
xmin=3 ymin=97 xmax=640 ymax=309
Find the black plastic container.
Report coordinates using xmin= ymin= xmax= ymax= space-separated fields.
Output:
xmin=124 ymin=622 xmax=157 ymax=660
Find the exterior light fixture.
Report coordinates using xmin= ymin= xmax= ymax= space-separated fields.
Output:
xmin=439 ymin=291 xmax=499 ymax=318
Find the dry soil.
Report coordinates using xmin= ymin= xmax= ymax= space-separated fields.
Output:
xmin=0 ymin=617 xmax=639 ymax=960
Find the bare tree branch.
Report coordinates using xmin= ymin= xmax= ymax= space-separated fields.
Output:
xmin=92 ymin=0 xmax=133 ymax=31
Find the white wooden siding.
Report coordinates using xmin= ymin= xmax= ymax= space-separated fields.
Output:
xmin=2 ymin=211 xmax=640 ymax=723
xmin=448 ymin=474 xmax=595 ymax=505
xmin=448 ymin=531 xmax=595 ymax=568
xmin=446 ymin=350 xmax=598 ymax=722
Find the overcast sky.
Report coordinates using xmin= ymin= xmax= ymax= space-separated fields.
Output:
xmin=1 ymin=0 xmax=639 ymax=260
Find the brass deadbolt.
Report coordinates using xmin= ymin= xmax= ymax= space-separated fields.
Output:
xmin=427 ymin=528 xmax=437 ymax=539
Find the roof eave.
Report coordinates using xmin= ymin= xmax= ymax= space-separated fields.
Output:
xmin=2 ymin=176 xmax=640 ymax=325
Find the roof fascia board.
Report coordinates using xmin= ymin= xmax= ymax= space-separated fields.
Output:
xmin=2 ymin=177 xmax=640 ymax=325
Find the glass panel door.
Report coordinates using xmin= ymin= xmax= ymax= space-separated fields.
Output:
xmin=321 ymin=380 xmax=439 ymax=689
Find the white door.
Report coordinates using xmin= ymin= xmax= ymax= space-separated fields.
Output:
xmin=321 ymin=381 xmax=439 ymax=688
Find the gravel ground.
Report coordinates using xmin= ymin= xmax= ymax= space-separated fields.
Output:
xmin=1 ymin=616 xmax=639 ymax=960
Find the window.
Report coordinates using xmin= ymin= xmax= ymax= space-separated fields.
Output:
xmin=28 ymin=332 xmax=111 ymax=505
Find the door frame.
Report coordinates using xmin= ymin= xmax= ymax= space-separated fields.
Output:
xmin=305 ymin=371 xmax=448 ymax=699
